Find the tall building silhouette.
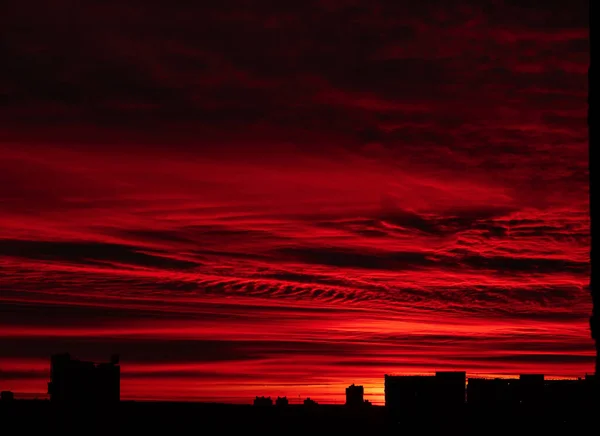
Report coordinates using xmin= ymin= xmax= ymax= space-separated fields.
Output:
xmin=345 ymin=384 xmax=364 ymax=406
xmin=47 ymin=353 xmax=120 ymax=405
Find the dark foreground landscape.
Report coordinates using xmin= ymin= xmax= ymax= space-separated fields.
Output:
xmin=1 ymin=399 xmax=598 ymax=435
xmin=3 ymin=354 xmax=597 ymax=434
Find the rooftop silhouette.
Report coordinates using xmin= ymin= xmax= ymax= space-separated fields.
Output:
xmin=275 ymin=396 xmax=289 ymax=407
xmin=1 ymin=391 xmax=14 ymax=402
xmin=47 ymin=353 xmax=120 ymax=406
xmin=303 ymin=397 xmax=318 ymax=406
xmin=345 ymin=384 xmax=365 ymax=406
xmin=253 ymin=396 xmax=273 ymax=406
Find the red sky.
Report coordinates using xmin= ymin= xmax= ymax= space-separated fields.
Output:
xmin=0 ymin=0 xmax=591 ymax=404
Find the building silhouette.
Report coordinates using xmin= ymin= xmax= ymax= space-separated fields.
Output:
xmin=385 ymin=371 xmax=466 ymax=410
xmin=435 ymin=371 xmax=466 ymax=406
xmin=467 ymin=377 xmax=519 ymax=406
xmin=545 ymin=378 xmax=590 ymax=409
xmin=253 ymin=396 xmax=273 ymax=406
xmin=517 ymin=374 xmax=544 ymax=406
xmin=275 ymin=396 xmax=289 ymax=406
xmin=384 ymin=374 xmax=436 ymax=409
xmin=47 ymin=353 xmax=120 ymax=405
xmin=1 ymin=391 xmax=14 ymax=401
xmin=345 ymin=384 xmax=364 ymax=406
xmin=303 ymin=397 xmax=318 ymax=406
xmin=467 ymin=374 xmax=598 ymax=408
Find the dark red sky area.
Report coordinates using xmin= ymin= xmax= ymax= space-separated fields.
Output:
xmin=0 ymin=0 xmax=591 ymax=404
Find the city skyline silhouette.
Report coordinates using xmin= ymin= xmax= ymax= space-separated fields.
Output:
xmin=1 ymin=353 xmax=598 ymax=435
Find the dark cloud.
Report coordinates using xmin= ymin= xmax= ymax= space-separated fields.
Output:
xmin=0 ymin=300 xmax=230 ymax=326
xmin=0 ymin=295 xmax=345 ymax=328
xmin=0 ymin=368 xmax=257 ymax=381
xmin=479 ymin=354 xmax=594 ymax=364
xmin=0 ymin=239 xmax=200 ymax=270
xmin=275 ymin=247 xmax=434 ymax=270
xmin=0 ymin=0 xmax=588 ymax=141
xmin=274 ymin=245 xmax=588 ymax=276
xmin=0 ymin=337 xmax=365 ymax=363
xmin=456 ymin=255 xmax=588 ymax=274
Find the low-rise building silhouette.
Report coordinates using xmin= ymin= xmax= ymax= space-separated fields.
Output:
xmin=47 ymin=353 xmax=120 ymax=405
xmin=1 ymin=390 xmax=14 ymax=401
xmin=303 ymin=397 xmax=318 ymax=406
xmin=467 ymin=374 xmax=597 ymax=408
xmin=385 ymin=371 xmax=466 ymax=410
xmin=253 ymin=396 xmax=273 ymax=406
xmin=345 ymin=384 xmax=364 ymax=406
xmin=384 ymin=374 xmax=436 ymax=409
xmin=543 ymin=375 xmax=596 ymax=409
xmin=385 ymin=371 xmax=600 ymax=411
xmin=275 ymin=396 xmax=289 ymax=406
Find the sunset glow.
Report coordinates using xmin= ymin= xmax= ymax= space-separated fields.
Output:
xmin=0 ymin=0 xmax=591 ymax=404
